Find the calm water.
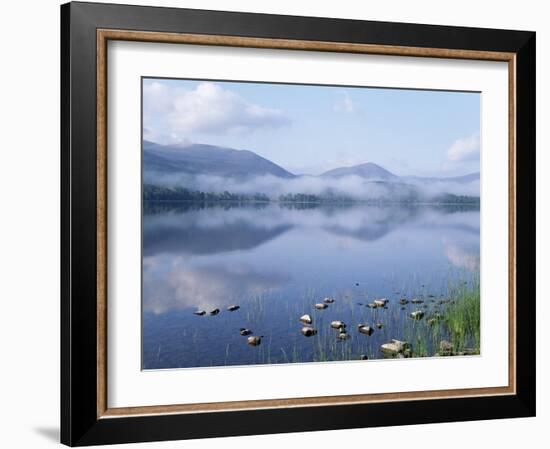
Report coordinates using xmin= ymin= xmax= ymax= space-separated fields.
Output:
xmin=142 ymin=202 xmax=480 ymax=369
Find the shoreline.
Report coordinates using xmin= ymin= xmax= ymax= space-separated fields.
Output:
xmin=142 ymin=199 xmax=481 ymax=207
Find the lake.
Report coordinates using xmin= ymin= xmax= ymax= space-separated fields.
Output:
xmin=142 ymin=201 xmax=480 ymax=369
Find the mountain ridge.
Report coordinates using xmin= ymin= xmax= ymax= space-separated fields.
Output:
xmin=143 ymin=140 xmax=295 ymax=179
xmin=321 ymin=162 xmax=399 ymax=181
xmin=143 ymin=140 xmax=479 ymax=182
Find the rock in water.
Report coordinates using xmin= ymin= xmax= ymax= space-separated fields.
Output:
xmin=209 ymin=308 xmax=220 ymax=316
xmin=360 ymin=354 xmax=369 ymax=360
xmin=462 ymin=348 xmax=478 ymax=356
xmin=239 ymin=328 xmax=252 ymax=336
xmin=358 ymin=324 xmax=373 ymax=336
xmin=301 ymin=326 xmax=317 ymax=337
xmin=410 ymin=310 xmax=425 ymax=320
xmin=323 ymin=297 xmax=335 ymax=304
xmin=376 ymin=322 xmax=383 ymax=329
xmin=374 ymin=298 xmax=388 ymax=307
xmin=337 ymin=331 xmax=350 ymax=340
xmin=380 ymin=339 xmax=410 ymax=356
xmin=411 ymin=298 xmax=424 ymax=304
xmin=330 ymin=320 xmax=346 ymax=330
xmin=193 ymin=310 xmax=206 ymax=316
xmin=299 ymin=314 xmax=312 ymax=325
xmin=399 ymin=298 xmax=409 ymax=305
xmin=439 ymin=340 xmax=453 ymax=355
xmin=315 ymin=303 xmax=328 ymax=310
xmin=247 ymin=336 xmax=262 ymax=346
xmin=367 ymin=303 xmax=377 ymax=309
xmin=227 ymin=305 xmax=240 ymax=312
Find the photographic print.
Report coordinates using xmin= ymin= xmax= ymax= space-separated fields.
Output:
xmin=141 ymin=78 xmax=481 ymax=370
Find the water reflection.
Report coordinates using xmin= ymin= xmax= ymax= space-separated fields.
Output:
xmin=144 ymin=202 xmax=479 ymax=255
xmin=143 ymin=257 xmax=289 ymax=313
xmin=144 ymin=215 xmax=292 ymax=257
xmin=445 ymin=243 xmax=480 ymax=271
xmin=142 ymin=202 xmax=480 ymax=368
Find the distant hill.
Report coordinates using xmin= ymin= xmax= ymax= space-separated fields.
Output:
xmin=142 ymin=140 xmax=479 ymax=203
xmin=143 ymin=140 xmax=295 ymax=179
xmin=321 ymin=162 xmax=399 ymax=181
xmin=321 ymin=162 xmax=479 ymax=185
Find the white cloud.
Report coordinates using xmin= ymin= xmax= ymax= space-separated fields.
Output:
xmin=447 ymin=133 xmax=480 ymax=162
xmin=333 ymin=91 xmax=357 ymax=113
xmin=143 ymin=81 xmax=290 ymax=142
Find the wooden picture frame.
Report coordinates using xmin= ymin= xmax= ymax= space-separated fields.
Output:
xmin=61 ymin=1 xmax=535 ymax=446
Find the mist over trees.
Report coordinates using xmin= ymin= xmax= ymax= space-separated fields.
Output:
xmin=143 ymin=184 xmax=479 ymax=205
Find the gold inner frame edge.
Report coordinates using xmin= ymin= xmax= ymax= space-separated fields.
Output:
xmin=96 ymin=29 xmax=517 ymax=419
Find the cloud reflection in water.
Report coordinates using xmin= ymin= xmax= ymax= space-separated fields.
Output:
xmin=143 ymin=255 xmax=290 ymax=314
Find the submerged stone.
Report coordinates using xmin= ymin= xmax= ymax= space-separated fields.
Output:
xmin=227 ymin=305 xmax=240 ymax=312
xmin=462 ymin=348 xmax=478 ymax=356
xmin=247 ymin=336 xmax=262 ymax=346
xmin=337 ymin=331 xmax=350 ymax=340
xmin=301 ymin=326 xmax=317 ymax=337
xmin=315 ymin=303 xmax=328 ymax=310
xmin=193 ymin=310 xmax=206 ymax=316
xmin=439 ymin=340 xmax=453 ymax=355
xmin=357 ymin=324 xmax=373 ymax=336
xmin=323 ymin=297 xmax=335 ymax=304
xmin=239 ymin=328 xmax=252 ymax=336
xmin=380 ymin=339 xmax=410 ymax=356
xmin=410 ymin=310 xmax=425 ymax=320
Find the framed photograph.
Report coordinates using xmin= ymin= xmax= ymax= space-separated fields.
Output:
xmin=61 ymin=2 xmax=536 ymax=446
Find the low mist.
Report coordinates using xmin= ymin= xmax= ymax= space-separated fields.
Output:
xmin=143 ymin=170 xmax=480 ymax=201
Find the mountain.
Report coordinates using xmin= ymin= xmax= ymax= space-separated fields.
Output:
xmin=321 ymin=162 xmax=399 ymax=181
xmin=142 ymin=140 xmax=479 ymax=203
xmin=143 ymin=140 xmax=295 ymax=179
xmin=321 ymin=161 xmax=479 ymax=185
xmin=144 ymin=141 xmax=479 ymax=184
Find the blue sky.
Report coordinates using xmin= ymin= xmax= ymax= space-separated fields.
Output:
xmin=143 ymin=78 xmax=480 ymax=177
